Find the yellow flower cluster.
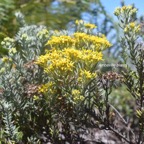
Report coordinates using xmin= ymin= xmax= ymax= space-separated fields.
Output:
xmin=0 ymin=67 xmax=5 ymax=74
xmin=71 ymin=89 xmax=84 ymax=103
xmin=74 ymin=32 xmax=111 ymax=50
xmin=36 ymin=22 xmax=111 ymax=100
xmin=1 ymin=37 xmax=15 ymax=48
xmin=36 ymin=48 xmax=102 ymax=77
xmin=1 ymin=37 xmax=14 ymax=44
xmin=1 ymin=57 xmax=9 ymax=63
xmin=47 ymin=32 xmax=111 ymax=51
xmin=114 ymin=5 xmax=137 ymax=16
xmin=64 ymin=48 xmax=102 ymax=64
xmin=129 ymin=22 xmax=135 ymax=28
xmin=36 ymin=28 xmax=111 ymax=80
xmin=75 ymin=20 xmax=97 ymax=29
xmin=33 ymin=95 xmax=40 ymax=101
xmin=47 ymin=35 xmax=75 ymax=48
xmin=63 ymin=48 xmax=82 ymax=62
xmin=37 ymin=29 xmax=49 ymax=39
xmin=21 ymin=34 xmax=29 ymax=41
xmin=78 ymin=69 xmax=96 ymax=83
xmin=124 ymin=22 xmax=140 ymax=34
xmin=9 ymin=48 xmax=17 ymax=55
xmin=75 ymin=20 xmax=84 ymax=25
xmin=81 ymin=50 xmax=102 ymax=66
xmin=84 ymin=23 xmax=97 ymax=29
xmin=38 ymin=82 xmax=54 ymax=93
xmin=36 ymin=49 xmax=74 ymax=75
xmin=1 ymin=57 xmax=12 ymax=63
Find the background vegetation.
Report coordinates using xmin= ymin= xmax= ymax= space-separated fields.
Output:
xmin=0 ymin=0 xmax=144 ymax=143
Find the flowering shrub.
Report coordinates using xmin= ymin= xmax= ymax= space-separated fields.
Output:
xmin=36 ymin=29 xmax=111 ymax=106
xmin=35 ymin=22 xmax=112 ymax=143
xmin=0 ymin=19 xmax=112 ymax=143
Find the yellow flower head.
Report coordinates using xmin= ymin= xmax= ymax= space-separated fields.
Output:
xmin=9 ymin=48 xmax=17 ymax=55
xmin=84 ymin=23 xmax=97 ymax=29
xmin=81 ymin=49 xmax=103 ymax=64
xmin=37 ymin=49 xmax=74 ymax=75
xmin=114 ymin=5 xmax=137 ymax=16
xmin=21 ymin=34 xmax=29 ymax=41
xmin=78 ymin=69 xmax=97 ymax=83
xmin=122 ymin=6 xmax=127 ymax=12
xmin=129 ymin=22 xmax=135 ymax=28
xmin=47 ymin=35 xmax=75 ymax=48
xmin=38 ymin=82 xmax=54 ymax=93
xmin=2 ymin=57 xmax=9 ymax=63
xmin=75 ymin=20 xmax=84 ymax=25
xmin=124 ymin=22 xmax=140 ymax=34
xmin=72 ymin=89 xmax=81 ymax=95
xmin=37 ymin=29 xmax=48 ymax=39
xmin=0 ymin=67 xmax=5 ymax=74
xmin=1 ymin=37 xmax=15 ymax=49
xmin=63 ymin=48 xmax=82 ymax=60
xmin=72 ymin=89 xmax=84 ymax=103
xmin=33 ymin=95 xmax=39 ymax=101
xmin=74 ymin=32 xmax=112 ymax=50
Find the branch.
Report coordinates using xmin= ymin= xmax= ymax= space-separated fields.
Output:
xmin=109 ymin=126 xmax=131 ymax=143
xmin=108 ymin=103 xmax=127 ymax=125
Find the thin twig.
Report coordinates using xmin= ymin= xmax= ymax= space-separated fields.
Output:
xmin=109 ymin=126 xmax=131 ymax=143
xmin=108 ymin=103 xmax=127 ymax=125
